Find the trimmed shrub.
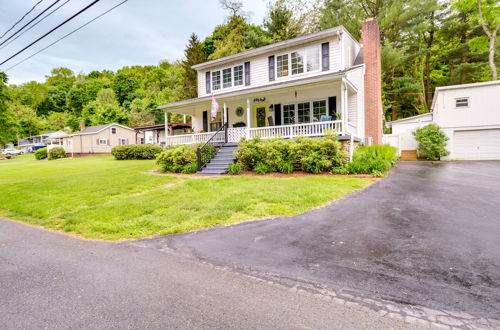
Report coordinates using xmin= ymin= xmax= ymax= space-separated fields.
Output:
xmin=156 ymin=144 xmax=215 ymax=174
xmin=112 ymin=144 xmax=162 ymax=160
xmin=35 ymin=147 xmax=47 ymax=160
xmin=413 ymin=124 xmax=449 ymax=160
xmin=254 ymin=163 xmax=270 ymax=175
xmin=234 ymin=136 xmax=346 ymax=174
xmin=48 ymin=147 xmax=66 ymax=160
xmin=348 ymin=144 xmax=398 ymax=175
xmin=227 ymin=163 xmax=242 ymax=175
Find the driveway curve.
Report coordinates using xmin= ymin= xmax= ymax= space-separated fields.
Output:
xmin=163 ymin=161 xmax=500 ymax=319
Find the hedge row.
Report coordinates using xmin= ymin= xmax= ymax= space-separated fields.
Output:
xmin=156 ymin=143 xmax=216 ymax=174
xmin=112 ymin=144 xmax=162 ymax=160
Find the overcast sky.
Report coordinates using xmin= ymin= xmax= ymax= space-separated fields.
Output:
xmin=0 ymin=0 xmax=268 ymax=85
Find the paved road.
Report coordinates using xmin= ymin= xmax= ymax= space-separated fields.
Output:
xmin=163 ymin=161 xmax=500 ymax=320
xmin=0 ymin=219 xmax=414 ymax=329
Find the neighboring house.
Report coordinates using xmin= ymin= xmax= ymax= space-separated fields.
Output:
xmin=134 ymin=123 xmax=192 ymax=146
xmin=385 ymin=80 xmax=500 ymax=160
xmin=18 ymin=130 xmax=69 ymax=152
xmin=61 ymin=123 xmax=137 ymax=156
xmin=158 ymin=18 xmax=383 ymax=149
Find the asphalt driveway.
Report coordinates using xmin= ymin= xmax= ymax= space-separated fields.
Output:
xmin=163 ymin=161 xmax=500 ymax=320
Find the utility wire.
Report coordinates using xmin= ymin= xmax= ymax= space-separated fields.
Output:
xmin=0 ymin=0 xmax=62 ymax=48
xmin=0 ymin=0 xmax=45 ymax=39
xmin=0 ymin=0 xmax=101 ymax=66
xmin=0 ymin=0 xmax=72 ymax=51
xmin=4 ymin=0 xmax=129 ymax=72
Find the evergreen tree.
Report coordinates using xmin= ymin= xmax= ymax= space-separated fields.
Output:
xmin=264 ymin=0 xmax=302 ymax=42
xmin=179 ymin=33 xmax=206 ymax=100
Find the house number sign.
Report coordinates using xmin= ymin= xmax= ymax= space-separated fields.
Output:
xmin=253 ymin=97 xmax=266 ymax=103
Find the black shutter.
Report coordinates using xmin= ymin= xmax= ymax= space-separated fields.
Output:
xmin=328 ymin=97 xmax=337 ymax=119
xmin=244 ymin=61 xmax=250 ymax=86
xmin=322 ymin=42 xmax=330 ymax=71
xmin=205 ymin=71 xmax=211 ymax=94
xmin=274 ymin=104 xmax=282 ymax=125
xmin=203 ymin=111 xmax=208 ymax=131
xmin=268 ymin=55 xmax=275 ymax=81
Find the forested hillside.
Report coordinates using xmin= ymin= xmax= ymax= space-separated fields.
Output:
xmin=0 ymin=0 xmax=498 ymax=146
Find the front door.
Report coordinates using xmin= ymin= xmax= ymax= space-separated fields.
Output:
xmin=254 ymin=105 xmax=268 ymax=127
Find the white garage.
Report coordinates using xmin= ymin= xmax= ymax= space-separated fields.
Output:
xmin=385 ymin=80 xmax=500 ymax=160
xmin=453 ymin=129 xmax=500 ymax=160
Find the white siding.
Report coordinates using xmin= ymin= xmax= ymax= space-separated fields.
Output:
xmin=197 ymin=36 xmax=345 ymax=98
xmin=348 ymin=91 xmax=357 ymax=126
xmin=345 ymin=66 xmax=365 ymax=139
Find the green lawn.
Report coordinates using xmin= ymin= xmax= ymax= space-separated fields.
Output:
xmin=0 ymin=153 xmax=35 ymax=161
xmin=0 ymin=156 xmax=371 ymax=240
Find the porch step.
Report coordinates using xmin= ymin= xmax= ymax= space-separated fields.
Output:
xmin=400 ymin=150 xmax=418 ymax=161
xmin=197 ymin=143 xmax=238 ymax=176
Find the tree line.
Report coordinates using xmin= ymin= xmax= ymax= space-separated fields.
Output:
xmin=0 ymin=0 xmax=498 ymax=146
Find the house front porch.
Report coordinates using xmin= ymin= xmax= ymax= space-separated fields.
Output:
xmin=159 ymin=74 xmax=363 ymax=146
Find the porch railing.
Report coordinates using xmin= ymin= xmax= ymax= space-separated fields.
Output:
xmin=166 ymin=120 xmax=343 ymax=146
xmin=196 ymin=123 xmax=227 ymax=171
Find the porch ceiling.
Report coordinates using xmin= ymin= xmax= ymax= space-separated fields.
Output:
xmin=159 ymin=71 xmax=345 ymax=115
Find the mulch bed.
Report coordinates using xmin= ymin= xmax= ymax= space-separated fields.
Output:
xmin=145 ymin=170 xmax=379 ymax=180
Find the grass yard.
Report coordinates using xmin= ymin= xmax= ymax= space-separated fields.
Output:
xmin=0 ymin=156 xmax=372 ymax=240
xmin=0 ymin=153 xmax=35 ymax=161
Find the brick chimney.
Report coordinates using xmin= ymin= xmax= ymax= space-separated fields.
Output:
xmin=80 ymin=120 xmax=86 ymax=131
xmin=361 ymin=18 xmax=383 ymax=144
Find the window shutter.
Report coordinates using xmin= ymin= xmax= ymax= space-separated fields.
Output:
xmin=96 ymin=138 xmax=99 ymax=145
xmin=205 ymin=71 xmax=211 ymax=94
xmin=322 ymin=42 xmax=330 ymax=71
xmin=244 ymin=61 xmax=250 ymax=86
xmin=328 ymin=96 xmax=337 ymax=119
xmin=268 ymin=55 xmax=275 ymax=81
xmin=202 ymin=111 xmax=208 ymax=131
xmin=274 ymin=104 xmax=282 ymax=126
xmin=107 ymin=139 xmax=110 ymax=146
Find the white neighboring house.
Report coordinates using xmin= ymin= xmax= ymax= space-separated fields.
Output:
xmin=18 ymin=130 xmax=69 ymax=152
xmin=385 ymin=80 xmax=500 ymax=160
xmin=158 ymin=19 xmax=384 ymax=149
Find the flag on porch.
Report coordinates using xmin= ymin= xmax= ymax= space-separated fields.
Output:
xmin=211 ymin=93 xmax=219 ymax=121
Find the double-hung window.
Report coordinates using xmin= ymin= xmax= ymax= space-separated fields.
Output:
xmin=297 ymin=102 xmax=310 ymax=123
xmin=111 ymin=127 xmax=117 ymax=134
xmin=291 ymin=51 xmax=304 ymax=75
xmin=283 ymin=104 xmax=295 ymax=124
xmin=312 ymin=100 xmax=327 ymax=122
xmin=277 ymin=54 xmax=289 ymax=77
xmin=222 ymin=68 xmax=232 ymax=88
xmin=98 ymin=139 xmax=107 ymax=145
xmin=233 ymin=65 xmax=243 ymax=86
xmin=212 ymin=71 xmax=221 ymax=91
xmin=306 ymin=47 xmax=320 ymax=72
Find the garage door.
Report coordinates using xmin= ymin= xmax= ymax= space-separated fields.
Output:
xmin=453 ymin=129 xmax=500 ymax=160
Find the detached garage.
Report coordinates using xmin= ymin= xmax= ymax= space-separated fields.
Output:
xmin=453 ymin=129 xmax=500 ymax=160
xmin=386 ymin=80 xmax=500 ymax=160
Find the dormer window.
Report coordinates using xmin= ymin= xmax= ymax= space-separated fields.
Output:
xmin=455 ymin=97 xmax=469 ymax=108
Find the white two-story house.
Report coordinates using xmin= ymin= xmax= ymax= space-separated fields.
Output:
xmin=158 ymin=18 xmax=383 ymax=150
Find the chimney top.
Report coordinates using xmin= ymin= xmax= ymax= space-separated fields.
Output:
xmin=80 ymin=121 xmax=86 ymax=131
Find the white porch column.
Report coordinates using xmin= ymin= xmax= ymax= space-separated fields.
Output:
xmin=246 ymin=98 xmax=251 ymax=138
xmin=183 ymin=114 xmax=186 ymax=124
xmin=342 ymin=81 xmax=348 ymax=135
xmin=164 ymin=111 xmax=169 ymax=145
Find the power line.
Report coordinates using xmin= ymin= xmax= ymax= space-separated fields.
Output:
xmin=0 ymin=0 xmax=45 ymax=39
xmin=0 ymin=0 xmax=62 ymax=48
xmin=4 ymin=0 xmax=129 ymax=72
xmin=0 ymin=0 xmax=72 ymax=51
xmin=0 ymin=0 xmax=101 ymax=66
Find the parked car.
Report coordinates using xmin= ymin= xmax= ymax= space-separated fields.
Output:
xmin=2 ymin=148 xmax=24 ymax=155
